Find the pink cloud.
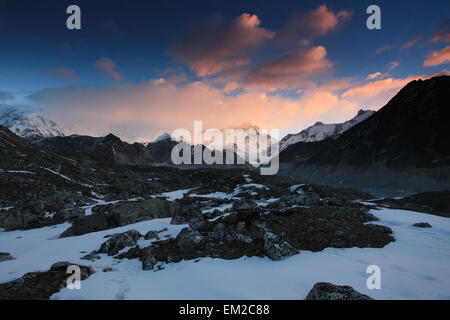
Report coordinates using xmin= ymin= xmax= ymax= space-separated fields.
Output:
xmin=387 ymin=61 xmax=400 ymax=70
xmin=274 ymin=5 xmax=352 ymax=45
xmin=94 ymin=57 xmax=124 ymax=81
xmin=170 ymin=13 xmax=274 ymax=77
xmin=341 ymin=71 xmax=449 ymax=109
xmin=429 ymin=20 xmax=450 ymax=43
xmin=374 ymin=45 xmax=392 ymax=55
xmin=243 ymin=46 xmax=333 ymax=91
xmin=402 ymin=35 xmax=423 ymax=48
xmin=46 ymin=66 xmax=77 ymax=81
xmin=366 ymin=72 xmax=382 ymax=80
xmin=423 ymin=46 xmax=450 ymax=67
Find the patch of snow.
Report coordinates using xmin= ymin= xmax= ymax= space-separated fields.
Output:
xmin=202 ymin=203 xmax=233 ymax=214
xmin=0 ymin=169 xmax=35 ymax=174
xmin=41 ymin=167 xmax=72 ymax=181
xmin=1 ymin=207 xmax=450 ymax=299
xmin=190 ymin=192 xmax=237 ymax=200
xmin=151 ymin=189 xmax=194 ymax=201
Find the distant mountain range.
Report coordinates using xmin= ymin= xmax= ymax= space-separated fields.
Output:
xmin=0 ymin=108 xmax=66 ymax=139
xmin=1 ymin=75 xmax=449 ymax=196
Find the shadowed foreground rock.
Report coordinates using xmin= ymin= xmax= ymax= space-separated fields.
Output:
xmin=412 ymin=222 xmax=432 ymax=228
xmin=0 ymin=252 xmax=15 ymax=262
xmin=306 ymin=282 xmax=374 ymax=300
xmin=0 ymin=262 xmax=93 ymax=300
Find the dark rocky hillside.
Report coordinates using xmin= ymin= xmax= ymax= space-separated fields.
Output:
xmin=280 ymin=75 xmax=450 ymax=196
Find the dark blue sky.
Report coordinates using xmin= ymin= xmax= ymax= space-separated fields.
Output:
xmin=1 ymin=0 xmax=448 ymax=92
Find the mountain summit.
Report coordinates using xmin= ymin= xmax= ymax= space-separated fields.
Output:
xmin=279 ymin=109 xmax=375 ymax=151
xmin=0 ymin=108 xmax=66 ymax=140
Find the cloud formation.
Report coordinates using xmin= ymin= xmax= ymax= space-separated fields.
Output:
xmin=402 ymin=35 xmax=423 ymax=48
xmin=46 ymin=66 xmax=77 ymax=81
xmin=94 ymin=57 xmax=124 ymax=81
xmin=242 ymin=46 xmax=333 ymax=91
xmin=429 ymin=20 xmax=450 ymax=43
xmin=274 ymin=5 xmax=352 ymax=45
xmin=170 ymin=13 xmax=274 ymax=77
xmin=374 ymin=45 xmax=392 ymax=55
xmin=423 ymin=46 xmax=450 ymax=66
xmin=387 ymin=61 xmax=400 ymax=70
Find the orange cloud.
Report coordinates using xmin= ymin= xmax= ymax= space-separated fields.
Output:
xmin=243 ymin=46 xmax=333 ymax=91
xmin=94 ymin=57 xmax=124 ymax=81
xmin=366 ymin=72 xmax=382 ymax=80
xmin=423 ymin=46 xmax=450 ymax=67
xmin=26 ymin=77 xmax=360 ymax=143
xmin=341 ymin=71 xmax=450 ymax=109
xmin=170 ymin=13 xmax=274 ymax=77
xmin=274 ymin=5 xmax=352 ymax=45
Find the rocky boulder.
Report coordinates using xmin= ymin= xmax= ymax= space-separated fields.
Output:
xmin=97 ymin=230 xmax=142 ymax=256
xmin=0 ymin=262 xmax=94 ymax=300
xmin=0 ymin=252 xmax=15 ymax=262
xmin=306 ymin=282 xmax=374 ymax=300
xmin=412 ymin=222 xmax=432 ymax=228
xmin=59 ymin=198 xmax=178 ymax=237
xmin=263 ymin=231 xmax=298 ymax=260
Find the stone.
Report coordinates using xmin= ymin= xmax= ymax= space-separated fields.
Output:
xmin=50 ymin=261 xmax=72 ymax=271
xmin=306 ymin=282 xmax=374 ymax=300
xmin=81 ymin=252 xmax=101 ymax=261
xmin=142 ymin=254 xmax=158 ymax=270
xmin=144 ymin=230 xmax=160 ymax=240
xmin=365 ymin=224 xmax=392 ymax=234
xmin=263 ymin=231 xmax=298 ymax=260
xmin=0 ymin=263 xmax=94 ymax=300
xmin=412 ymin=222 xmax=432 ymax=228
xmin=0 ymin=252 xmax=15 ymax=262
xmin=97 ymin=229 xmax=142 ymax=256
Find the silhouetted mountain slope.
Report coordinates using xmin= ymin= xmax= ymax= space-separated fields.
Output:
xmin=280 ymin=75 xmax=450 ymax=196
xmin=35 ymin=134 xmax=154 ymax=165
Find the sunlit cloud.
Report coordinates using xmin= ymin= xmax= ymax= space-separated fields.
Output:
xmin=170 ymin=13 xmax=274 ymax=77
xmin=423 ymin=46 xmax=450 ymax=66
xmin=242 ymin=46 xmax=333 ymax=91
xmin=273 ymin=5 xmax=352 ymax=45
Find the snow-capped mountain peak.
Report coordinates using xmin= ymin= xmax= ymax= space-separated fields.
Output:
xmin=153 ymin=132 xmax=172 ymax=143
xmin=280 ymin=109 xmax=375 ymax=151
xmin=0 ymin=108 xmax=66 ymax=139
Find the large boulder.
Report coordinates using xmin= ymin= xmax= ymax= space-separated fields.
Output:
xmin=170 ymin=206 xmax=203 ymax=225
xmin=0 ymin=262 xmax=94 ymax=300
xmin=306 ymin=282 xmax=374 ymax=300
xmin=60 ymin=198 xmax=178 ymax=237
xmin=0 ymin=252 xmax=15 ymax=262
xmin=412 ymin=222 xmax=432 ymax=228
xmin=97 ymin=230 xmax=142 ymax=256
xmin=263 ymin=231 xmax=298 ymax=260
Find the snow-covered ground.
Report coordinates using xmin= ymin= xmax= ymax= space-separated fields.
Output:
xmin=1 ymin=207 xmax=450 ymax=299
